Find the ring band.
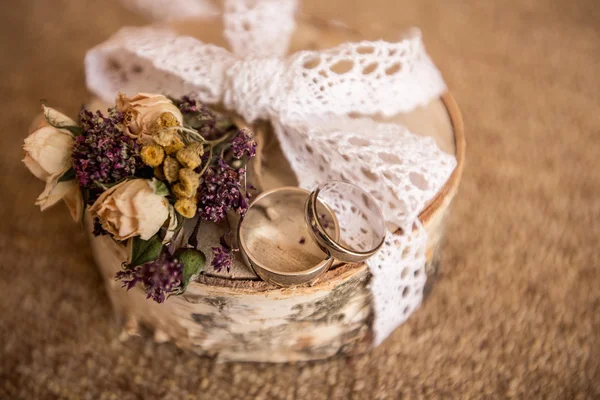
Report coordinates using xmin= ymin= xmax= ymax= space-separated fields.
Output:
xmin=305 ymin=182 xmax=386 ymax=263
xmin=238 ymin=187 xmax=339 ymax=286
xmin=238 ymin=183 xmax=386 ymax=286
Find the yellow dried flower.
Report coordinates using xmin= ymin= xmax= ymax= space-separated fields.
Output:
xmin=174 ymin=198 xmax=197 ymax=219
xmin=176 ymin=142 xmax=204 ymax=169
xmin=153 ymin=130 xmax=176 ymax=147
xmin=171 ymin=183 xmax=191 ymax=199
xmin=164 ymin=136 xmax=185 ymax=155
xmin=140 ymin=144 xmax=165 ymax=167
xmin=171 ymin=168 xmax=200 ymax=199
xmin=189 ymin=142 xmax=204 ymax=155
xmin=155 ymin=112 xmax=180 ymax=130
xmin=153 ymin=130 xmax=185 ymax=155
xmin=163 ymin=156 xmax=180 ymax=183
xmin=179 ymin=168 xmax=200 ymax=193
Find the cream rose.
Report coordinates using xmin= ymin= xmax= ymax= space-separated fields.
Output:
xmin=23 ymin=106 xmax=83 ymax=221
xmin=116 ymin=93 xmax=183 ymax=140
xmin=90 ymin=179 xmax=169 ymax=241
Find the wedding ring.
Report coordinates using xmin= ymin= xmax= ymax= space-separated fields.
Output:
xmin=238 ymin=182 xmax=386 ymax=286
xmin=305 ymin=181 xmax=386 ymax=263
xmin=237 ymin=187 xmax=339 ymax=286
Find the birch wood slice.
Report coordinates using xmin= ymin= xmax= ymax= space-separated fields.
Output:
xmin=88 ymin=17 xmax=465 ymax=362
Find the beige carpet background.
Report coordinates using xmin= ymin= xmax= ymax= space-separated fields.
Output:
xmin=1 ymin=0 xmax=599 ymax=398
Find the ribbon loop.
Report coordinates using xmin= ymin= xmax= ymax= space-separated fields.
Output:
xmin=223 ymin=58 xmax=288 ymax=123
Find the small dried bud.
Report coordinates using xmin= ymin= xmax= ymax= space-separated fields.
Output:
xmin=153 ymin=111 xmax=180 ymax=132
xmin=176 ymin=142 xmax=204 ymax=169
xmin=189 ymin=142 xmax=204 ymax=156
xmin=163 ymin=156 xmax=180 ymax=183
xmin=153 ymin=130 xmax=176 ymax=147
xmin=153 ymin=130 xmax=184 ymax=155
xmin=172 ymin=183 xmax=191 ymax=199
xmin=179 ymin=168 xmax=200 ymax=193
xmin=164 ymin=136 xmax=185 ymax=155
xmin=172 ymin=168 xmax=200 ymax=198
xmin=174 ymin=198 xmax=197 ymax=219
xmin=140 ymin=144 xmax=165 ymax=167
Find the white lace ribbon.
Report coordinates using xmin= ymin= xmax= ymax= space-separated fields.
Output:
xmin=84 ymin=6 xmax=456 ymax=345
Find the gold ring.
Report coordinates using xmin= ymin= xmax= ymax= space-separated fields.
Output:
xmin=237 ymin=187 xmax=339 ymax=286
xmin=305 ymin=181 xmax=386 ymax=263
xmin=238 ymin=182 xmax=386 ymax=286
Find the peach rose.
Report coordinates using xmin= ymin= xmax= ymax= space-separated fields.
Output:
xmin=90 ymin=179 xmax=169 ymax=240
xmin=22 ymin=106 xmax=83 ymax=221
xmin=116 ymin=93 xmax=183 ymax=140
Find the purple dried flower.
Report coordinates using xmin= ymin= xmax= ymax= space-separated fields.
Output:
xmin=178 ymin=96 xmax=209 ymax=115
xmin=197 ymin=159 xmax=250 ymax=223
xmin=211 ymin=244 xmax=233 ymax=273
xmin=177 ymin=96 xmax=236 ymax=140
xmin=115 ymin=252 xmax=183 ymax=303
xmin=231 ymin=128 xmax=256 ymax=159
xmin=72 ymin=108 xmax=142 ymax=194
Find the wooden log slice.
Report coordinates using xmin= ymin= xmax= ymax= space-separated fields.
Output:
xmin=89 ymin=16 xmax=465 ymax=362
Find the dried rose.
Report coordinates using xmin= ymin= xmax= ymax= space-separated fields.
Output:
xmin=89 ymin=179 xmax=169 ymax=240
xmin=22 ymin=106 xmax=83 ymax=221
xmin=116 ymin=93 xmax=183 ymax=140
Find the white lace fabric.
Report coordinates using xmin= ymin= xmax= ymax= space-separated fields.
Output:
xmin=223 ymin=0 xmax=299 ymax=58
xmin=85 ymin=1 xmax=456 ymax=346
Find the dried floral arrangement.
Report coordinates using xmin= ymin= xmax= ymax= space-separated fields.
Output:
xmin=23 ymin=93 xmax=256 ymax=302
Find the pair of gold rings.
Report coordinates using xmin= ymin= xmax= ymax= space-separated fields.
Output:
xmin=238 ymin=181 xmax=386 ymax=286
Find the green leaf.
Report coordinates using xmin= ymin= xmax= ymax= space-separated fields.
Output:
xmin=175 ymin=248 xmax=205 ymax=292
xmin=151 ymin=178 xmax=169 ymax=196
xmin=43 ymin=106 xmax=82 ymax=136
xmin=57 ymin=168 xmax=76 ymax=183
xmin=129 ymin=235 xmax=164 ymax=267
xmin=60 ymin=125 xmax=83 ymax=136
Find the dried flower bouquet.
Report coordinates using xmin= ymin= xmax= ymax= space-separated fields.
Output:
xmin=23 ymin=93 xmax=256 ymax=302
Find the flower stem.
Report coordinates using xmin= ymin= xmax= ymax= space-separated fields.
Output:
xmin=198 ymin=145 xmax=213 ymax=177
xmin=161 ymin=126 xmax=208 ymax=143
xmin=207 ymin=130 xmax=235 ymax=146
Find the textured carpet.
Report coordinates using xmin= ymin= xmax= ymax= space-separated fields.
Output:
xmin=1 ymin=0 xmax=599 ymax=398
